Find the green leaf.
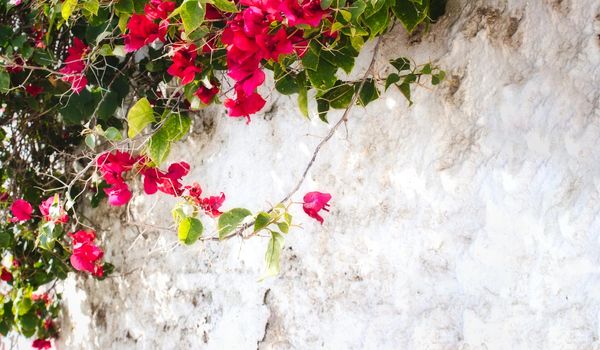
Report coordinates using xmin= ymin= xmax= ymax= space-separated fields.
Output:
xmin=390 ymin=57 xmax=411 ymax=72
xmin=363 ymin=2 xmax=389 ymax=37
xmin=316 ymin=98 xmax=330 ymax=122
xmin=0 ymin=230 xmax=14 ymax=248
xmin=115 ymin=0 xmax=134 ymax=13
xmin=348 ymin=0 xmax=366 ymax=20
xmin=254 ymin=212 xmax=271 ymax=232
xmin=62 ymin=0 xmax=78 ymax=20
xmin=298 ymin=84 xmax=309 ymax=118
xmin=321 ymin=0 xmax=334 ymax=9
xmin=357 ymin=78 xmax=380 ymax=107
xmin=277 ymin=222 xmax=289 ymax=234
xmin=162 ymin=113 xmax=191 ymax=141
xmin=82 ymin=0 xmax=99 ymax=17
xmin=301 ymin=45 xmax=319 ymax=71
xmin=211 ymin=0 xmax=238 ymax=13
xmin=307 ymin=57 xmax=338 ymax=91
xmin=178 ymin=217 xmax=203 ymax=245
xmin=431 ymin=70 xmax=446 ymax=85
xmin=275 ymin=70 xmax=300 ymax=95
xmin=85 ymin=134 xmax=96 ymax=150
xmin=38 ymin=222 xmax=58 ymax=250
xmin=284 ymin=212 xmax=292 ymax=225
xmin=179 ymin=0 xmax=206 ymax=34
xmin=264 ymin=232 xmax=284 ymax=277
xmin=104 ymin=127 xmax=122 ymax=141
xmin=392 ymin=0 xmax=429 ymax=33
xmin=127 ymin=97 xmax=155 ymax=138
xmin=0 ymin=70 xmax=9 ymax=93
xmin=148 ymin=128 xmax=171 ymax=165
xmin=385 ymin=73 xmax=400 ymax=90
xmin=218 ymin=208 xmax=251 ymax=239
xmin=398 ymin=83 xmax=412 ymax=105
xmin=322 ymin=83 xmax=354 ymax=109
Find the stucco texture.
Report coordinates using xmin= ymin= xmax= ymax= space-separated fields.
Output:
xmin=55 ymin=0 xmax=600 ymax=349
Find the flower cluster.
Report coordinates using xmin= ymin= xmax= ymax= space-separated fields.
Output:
xmin=96 ymin=150 xmax=194 ymax=206
xmin=221 ymin=0 xmax=329 ymax=121
xmin=10 ymin=195 xmax=69 ymax=224
xmin=123 ymin=0 xmax=175 ymax=52
xmin=185 ymin=183 xmax=226 ymax=218
xmin=69 ymin=230 xmax=105 ymax=277
xmin=58 ymin=38 xmax=89 ymax=93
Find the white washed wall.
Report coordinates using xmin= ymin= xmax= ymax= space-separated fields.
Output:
xmin=57 ymin=0 xmax=600 ymax=349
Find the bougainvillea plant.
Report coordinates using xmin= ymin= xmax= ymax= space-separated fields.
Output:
xmin=0 ymin=0 xmax=445 ymax=346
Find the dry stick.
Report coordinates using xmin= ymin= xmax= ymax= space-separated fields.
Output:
xmin=217 ymin=37 xmax=383 ymax=241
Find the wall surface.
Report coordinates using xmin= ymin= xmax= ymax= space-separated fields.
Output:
xmin=53 ymin=0 xmax=600 ymax=349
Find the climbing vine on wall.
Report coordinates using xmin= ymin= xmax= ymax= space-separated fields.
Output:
xmin=0 ymin=0 xmax=444 ymax=346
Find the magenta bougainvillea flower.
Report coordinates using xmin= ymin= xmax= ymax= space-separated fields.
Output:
xmin=97 ymin=151 xmax=142 ymax=206
xmin=302 ymin=191 xmax=331 ymax=224
xmin=224 ymin=87 xmax=266 ymax=122
xmin=97 ymin=150 xmax=140 ymax=185
xmin=59 ymin=38 xmax=88 ymax=93
xmin=142 ymin=162 xmax=190 ymax=196
xmin=279 ymin=0 xmax=327 ymax=27
xmin=124 ymin=14 xmax=167 ymax=52
xmin=39 ymin=195 xmax=69 ymax=224
xmin=217 ymin=0 xmax=331 ymax=121
xmin=0 ymin=267 xmax=12 ymax=282
xmin=69 ymin=230 xmax=104 ymax=277
xmin=10 ymin=199 xmax=33 ymax=222
xmin=144 ymin=0 xmax=176 ymax=21
xmin=167 ymin=44 xmax=202 ymax=85
xmin=32 ymin=339 xmax=52 ymax=350
xmin=25 ymin=84 xmax=43 ymax=97
xmin=104 ymin=182 xmax=132 ymax=207
xmin=185 ymin=183 xmax=226 ymax=217
xmin=200 ymin=193 xmax=226 ymax=217
xmin=123 ymin=0 xmax=174 ymax=52
xmin=194 ymin=84 xmax=220 ymax=104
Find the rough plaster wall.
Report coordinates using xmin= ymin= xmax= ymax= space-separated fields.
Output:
xmin=56 ymin=0 xmax=600 ymax=349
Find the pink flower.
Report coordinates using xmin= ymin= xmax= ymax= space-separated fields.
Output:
xmin=144 ymin=0 xmax=176 ymax=20
xmin=97 ymin=151 xmax=140 ymax=185
xmin=185 ymin=184 xmax=226 ymax=217
xmin=0 ymin=191 xmax=9 ymax=202
xmin=280 ymin=0 xmax=328 ymax=27
xmin=32 ymin=339 xmax=52 ymax=350
xmin=194 ymin=84 xmax=220 ymax=104
xmin=142 ymin=162 xmax=190 ymax=196
xmin=39 ymin=195 xmax=69 ymax=223
xmin=256 ymin=28 xmax=293 ymax=61
xmin=59 ymin=38 xmax=88 ymax=93
xmin=186 ymin=183 xmax=203 ymax=200
xmin=124 ymin=14 xmax=168 ymax=52
xmin=302 ymin=191 xmax=331 ymax=224
xmin=224 ymin=87 xmax=266 ymax=122
xmin=199 ymin=193 xmax=225 ymax=217
xmin=0 ymin=267 xmax=12 ymax=282
xmin=10 ymin=199 xmax=33 ymax=222
xmin=167 ymin=44 xmax=202 ymax=85
xmin=25 ymin=84 xmax=43 ymax=97
xmin=104 ymin=182 xmax=132 ymax=206
xmin=69 ymin=230 xmax=104 ymax=277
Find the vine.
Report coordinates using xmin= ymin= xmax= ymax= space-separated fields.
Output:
xmin=0 ymin=0 xmax=444 ymax=347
